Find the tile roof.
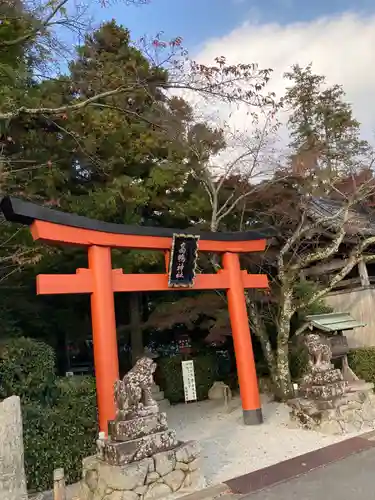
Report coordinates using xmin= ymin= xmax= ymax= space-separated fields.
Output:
xmin=307 ymin=197 xmax=375 ymax=236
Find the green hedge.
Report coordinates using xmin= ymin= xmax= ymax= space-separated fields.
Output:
xmin=348 ymin=347 xmax=375 ymax=387
xmin=0 ymin=337 xmax=97 ymax=492
xmin=289 ymin=341 xmax=309 ymax=381
xmin=157 ymin=353 xmax=217 ymax=403
xmin=0 ymin=337 xmax=57 ymax=403
xmin=23 ymin=377 xmax=97 ymax=492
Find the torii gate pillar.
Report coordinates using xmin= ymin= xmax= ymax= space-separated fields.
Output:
xmin=223 ymin=252 xmax=261 ymax=424
xmin=88 ymin=245 xmax=119 ymax=433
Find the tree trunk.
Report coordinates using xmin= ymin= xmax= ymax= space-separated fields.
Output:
xmin=129 ymin=292 xmax=143 ymax=366
xmin=274 ymin=343 xmax=293 ymax=400
xmin=210 ymin=194 xmax=218 ymax=232
xmin=247 ymin=300 xmax=277 ymax=378
xmin=274 ymin=290 xmax=294 ymax=400
xmin=358 ymin=258 xmax=370 ymax=287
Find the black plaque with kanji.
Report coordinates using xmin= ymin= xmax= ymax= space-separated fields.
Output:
xmin=168 ymin=234 xmax=199 ymax=287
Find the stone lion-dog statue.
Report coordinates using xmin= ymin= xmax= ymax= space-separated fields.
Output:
xmin=304 ymin=333 xmax=332 ymax=372
xmin=114 ymin=356 xmax=158 ymax=420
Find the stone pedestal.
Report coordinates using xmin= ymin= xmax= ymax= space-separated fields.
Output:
xmin=101 ymin=412 xmax=178 ymax=466
xmin=299 ymin=366 xmax=348 ymax=400
xmin=80 ymin=441 xmax=205 ymax=500
xmin=288 ymin=368 xmax=375 ymax=434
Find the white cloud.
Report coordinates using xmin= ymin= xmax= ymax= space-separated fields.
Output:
xmin=194 ymin=12 xmax=375 ymax=144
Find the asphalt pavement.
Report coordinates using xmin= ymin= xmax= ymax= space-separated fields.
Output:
xmin=242 ymin=447 xmax=375 ymax=500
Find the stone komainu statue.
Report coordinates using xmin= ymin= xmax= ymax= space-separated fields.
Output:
xmin=114 ymin=357 xmax=158 ymax=419
xmin=304 ymin=333 xmax=332 ymax=371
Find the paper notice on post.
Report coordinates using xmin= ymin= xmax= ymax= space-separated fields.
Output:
xmin=181 ymin=360 xmax=197 ymax=402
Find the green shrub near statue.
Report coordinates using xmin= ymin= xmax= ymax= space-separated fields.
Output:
xmin=0 ymin=337 xmax=98 ymax=492
xmin=348 ymin=347 xmax=375 ymax=387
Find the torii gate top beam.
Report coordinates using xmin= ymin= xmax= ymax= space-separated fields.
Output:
xmin=0 ymin=196 xmax=274 ymax=252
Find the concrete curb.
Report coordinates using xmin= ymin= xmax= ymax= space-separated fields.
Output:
xmin=178 ymin=483 xmax=234 ymax=500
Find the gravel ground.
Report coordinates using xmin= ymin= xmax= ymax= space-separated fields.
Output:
xmin=166 ymin=394 xmax=364 ymax=486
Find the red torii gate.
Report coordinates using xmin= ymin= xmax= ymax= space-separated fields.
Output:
xmin=1 ymin=196 xmax=272 ymax=434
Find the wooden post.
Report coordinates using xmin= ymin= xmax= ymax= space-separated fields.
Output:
xmin=222 ymin=252 xmax=262 ymax=425
xmin=358 ymin=259 xmax=370 ymax=287
xmin=53 ymin=468 xmax=66 ymax=500
xmin=88 ymin=245 xmax=119 ymax=435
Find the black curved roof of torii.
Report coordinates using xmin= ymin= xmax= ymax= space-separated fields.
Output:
xmin=0 ymin=196 xmax=275 ymax=241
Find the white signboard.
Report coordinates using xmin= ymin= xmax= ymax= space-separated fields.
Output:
xmin=181 ymin=360 xmax=197 ymax=402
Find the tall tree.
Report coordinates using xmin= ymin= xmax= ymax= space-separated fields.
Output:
xmin=285 ymin=64 xmax=371 ymax=180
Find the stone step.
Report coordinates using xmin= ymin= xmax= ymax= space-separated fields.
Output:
xmin=151 ymin=384 xmax=160 ymax=394
xmin=153 ymin=390 xmax=165 ymax=401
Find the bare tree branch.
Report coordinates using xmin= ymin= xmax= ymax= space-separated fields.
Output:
xmin=0 ymin=85 xmax=138 ymax=120
xmin=298 ymin=235 xmax=375 ymax=310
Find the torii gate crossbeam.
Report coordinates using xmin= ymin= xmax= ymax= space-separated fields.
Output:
xmin=1 ymin=196 xmax=273 ymax=435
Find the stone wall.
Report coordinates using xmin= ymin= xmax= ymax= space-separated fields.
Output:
xmin=80 ymin=441 xmax=205 ymax=500
xmin=0 ymin=396 xmax=28 ymax=500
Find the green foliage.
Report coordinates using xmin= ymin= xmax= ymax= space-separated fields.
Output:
xmin=157 ymin=354 xmax=217 ymax=403
xmin=284 ymin=63 xmax=371 ymax=177
xmin=294 ymin=280 xmax=333 ymax=318
xmin=348 ymin=348 xmax=375 ymax=388
xmin=289 ymin=342 xmax=309 ymax=381
xmin=0 ymin=336 xmax=57 ymax=403
xmin=24 ymin=376 xmax=97 ymax=492
xmin=0 ymin=337 xmax=97 ymax=492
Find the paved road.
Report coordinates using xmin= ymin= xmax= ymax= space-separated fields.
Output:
xmin=243 ymin=447 xmax=375 ymax=500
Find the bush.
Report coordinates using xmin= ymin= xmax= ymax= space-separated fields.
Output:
xmin=348 ymin=347 xmax=375 ymax=387
xmin=0 ymin=337 xmax=97 ymax=493
xmin=157 ymin=353 xmax=217 ymax=403
xmin=24 ymin=376 xmax=97 ymax=492
xmin=0 ymin=336 xmax=57 ymax=403
xmin=289 ymin=341 xmax=309 ymax=381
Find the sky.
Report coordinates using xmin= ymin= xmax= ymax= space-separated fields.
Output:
xmin=77 ymin=0 xmax=375 ymax=143
xmin=93 ymin=0 xmax=375 ymax=52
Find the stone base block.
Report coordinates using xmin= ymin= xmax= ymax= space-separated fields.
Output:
xmin=109 ymin=413 xmax=169 ymax=442
xmin=288 ymin=390 xmax=375 ymax=435
xmin=302 ymin=368 xmax=343 ymax=386
xmin=104 ymin=430 xmax=178 ymax=465
xmin=80 ymin=441 xmax=206 ymax=500
xmin=300 ymin=380 xmax=348 ymax=400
